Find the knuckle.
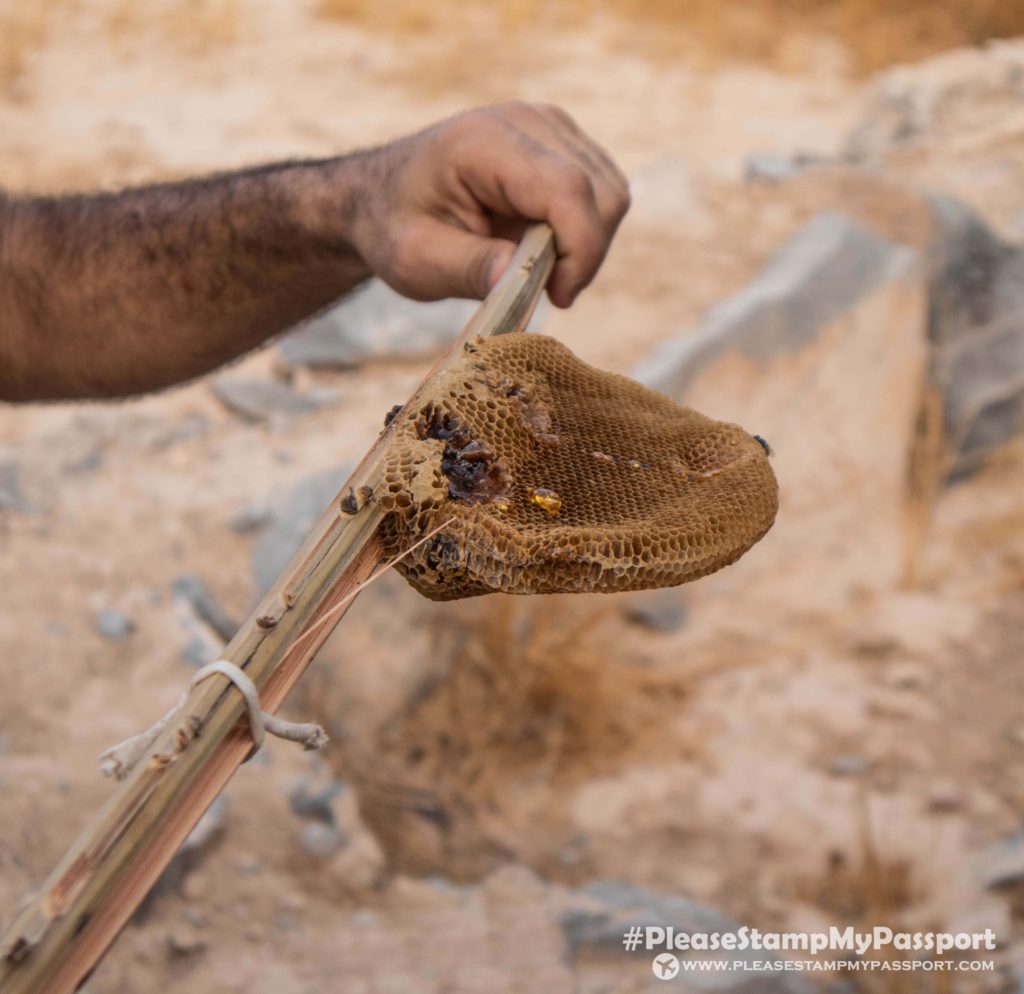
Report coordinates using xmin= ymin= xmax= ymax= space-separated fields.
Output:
xmin=557 ymin=163 xmax=594 ymax=199
xmin=541 ymin=102 xmax=577 ymax=130
xmin=497 ymin=98 xmax=535 ymax=119
xmin=446 ymin=106 xmax=508 ymax=148
xmin=483 ymin=100 xmax=533 ymax=131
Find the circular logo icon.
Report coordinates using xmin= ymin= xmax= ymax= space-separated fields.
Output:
xmin=652 ymin=953 xmax=680 ymax=980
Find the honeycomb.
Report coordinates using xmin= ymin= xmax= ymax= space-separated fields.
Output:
xmin=372 ymin=334 xmax=778 ymax=601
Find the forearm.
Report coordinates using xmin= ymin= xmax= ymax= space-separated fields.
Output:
xmin=0 ymin=158 xmax=371 ymax=401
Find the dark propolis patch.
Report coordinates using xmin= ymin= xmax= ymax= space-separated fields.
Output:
xmin=419 ymin=403 xmax=511 ymax=505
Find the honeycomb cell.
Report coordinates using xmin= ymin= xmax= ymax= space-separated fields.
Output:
xmin=376 ymin=334 xmax=779 ymax=600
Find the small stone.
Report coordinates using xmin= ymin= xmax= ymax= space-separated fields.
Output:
xmin=172 ymin=574 xmax=237 ymax=642
xmin=278 ymin=280 xmax=483 ymax=370
xmin=166 ymin=926 xmax=206 ymax=958
xmin=209 ymin=377 xmax=320 ymax=424
xmin=288 ymin=778 xmax=345 ymax=825
xmin=623 ymin=591 xmax=688 ymax=633
xmin=827 ymin=754 xmax=871 ymax=777
xmin=228 ymin=502 xmax=273 ymax=535
xmin=183 ymin=908 xmax=207 ymax=928
xmin=63 ymin=449 xmax=104 ymax=475
xmin=745 ymin=152 xmax=799 ymax=184
xmin=94 ymin=609 xmax=135 ymax=641
xmin=979 ymin=835 xmax=1024 ymax=891
xmin=180 ymin=634 xmax=217 ymax=668
xmin=182 ymin=798 xmax=228 ymax=861
xmin=250 ymin=466 xmax=352 ymax=597
xmin=299 ymin=822 xmax=345 ymax=860
xmin=886 ymin=662 xmax=929 ymax=690
xmin=0 ymin=454 xmax=25 ymax=512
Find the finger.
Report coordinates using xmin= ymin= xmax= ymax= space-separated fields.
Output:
xmin=504 ymin=102 xmax=631 ymax=226
xmin=490 ymin=107 xmax=630 ymax=298
xmin=452 ymin=124 xmax=612 ymax=307
xmin=386 ymin=217 xmax=517 ymax=301
xmin=534 ymin=103 xmax=630 ymax=195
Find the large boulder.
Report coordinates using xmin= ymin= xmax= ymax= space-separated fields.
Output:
xmin=250 ymin=465 xmax=352 ymax=597
xmin=631 ymin=192 xmax=1024 ymax=607
xmin=926 ymin=196 xmax=1024 ymax=477
xmin=563 ymin=881 xmax=810 ymax=994
xmin=633 ymin=211 xmax=927 ymax=607
xmin=280 ymin=278 xmax=549 ymax=370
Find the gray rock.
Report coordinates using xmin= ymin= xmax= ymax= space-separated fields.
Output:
xmin=250 ymin=466 xmax=352 ymax=597
xmin=180 ymin=634 xmax=219 ymax=668
xmin=279 ymin=278 xmax=548 ymax=370
xmin=146 ymin=412 xmax=210 ymax=451
xmin=623 ymin=591 xmax=688 ymax=633
xmin=925 ymin=196 xmax=1024 ymax=478
xmin=827 ymin=754 xmax=870 ymax=777
xmin=979 ymin=834 xmax=1024 ymax=891
xmin=632 ymin=195 xmax=1024 ymax=481
xmin=228 ymin=502 xmax=273 ymax=535
xmin=94 ymin=608 xmax=135 ymax=641
xmin=183 ymin=797 xmax=228 ymax=859
xmin=563 ymin=881 xmax=738 ymax=958
xmin=299 ymin=822 xmax=346 ymax=860
xmin=745 ymin=153 xmax=799 ymax=184
xmin=280 ymin=281 xmax=477 ymax=369
xmin=137 ymin=798 xmax=228 ymax=919
xmin=172 ymin=574 xmax=238 ymax=643
xmin=166 ymin=926 xmax=207 ymax=958
xmin=209 ymin=377 xmax=321 ymax=424
xmin=0 ymin=454 xmax=25 ymax=512
xmin=563 ymin=881 xmax=809 ymax=993
xmin=632 ymin=212 xmax=915 ymax=398
xmin=63 ymin=448 xmax=104 ymax=475
xmin=289 ymin=778 xmax=346 ymax=826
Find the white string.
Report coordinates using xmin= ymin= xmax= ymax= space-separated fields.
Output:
xmin=98 ymin=517 xmax=455 ymax=781
xmin=99 ymin=659 xmax=327 ymax=780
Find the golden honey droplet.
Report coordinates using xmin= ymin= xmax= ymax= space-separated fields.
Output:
xmin=529 ymin=487 xmax=562 ymax=516
xmin=492 ymin=498 xmax=511 ymax=512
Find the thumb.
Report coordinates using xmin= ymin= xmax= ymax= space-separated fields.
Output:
xmin=408 ymin=220 xmax=516 ymax=301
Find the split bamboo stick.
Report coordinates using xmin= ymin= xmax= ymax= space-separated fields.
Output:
xmin=0 ymin=223 xmax=557 ymax=994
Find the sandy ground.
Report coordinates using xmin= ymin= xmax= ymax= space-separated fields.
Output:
xmin=3 ymin=4 xmax=1024 ymax=993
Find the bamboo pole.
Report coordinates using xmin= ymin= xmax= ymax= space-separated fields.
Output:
xmin=0 ymin=223 xmax=557 ymax=994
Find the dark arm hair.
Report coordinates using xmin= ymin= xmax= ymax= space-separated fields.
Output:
xmin=0 ymin=159 xmax=369 ymax=401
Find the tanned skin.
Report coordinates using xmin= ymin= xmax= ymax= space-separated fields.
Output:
xmin=0 ymin=102 xmax=629 ymax=402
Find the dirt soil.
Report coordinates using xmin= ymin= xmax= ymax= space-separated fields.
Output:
xmin=3 ymin=4 xmax=1024 ymax=993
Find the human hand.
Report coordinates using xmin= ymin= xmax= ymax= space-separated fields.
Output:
xmin=342 ymin=102 xmax=630 ymax=308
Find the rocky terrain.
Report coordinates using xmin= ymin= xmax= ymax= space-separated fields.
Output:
xmin=3 ymin=4 xmax=1024 ymax=992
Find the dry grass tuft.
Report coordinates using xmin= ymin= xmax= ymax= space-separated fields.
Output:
xmin=795 ymin=797 xmax=989 ymax=994
xmin=398 ymin=595 xmax=680 ymax=778
xmin=902 ymin=380 xmax=947 ymax=588
xmin=310 ymin=594 xmax=690 ymax=878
